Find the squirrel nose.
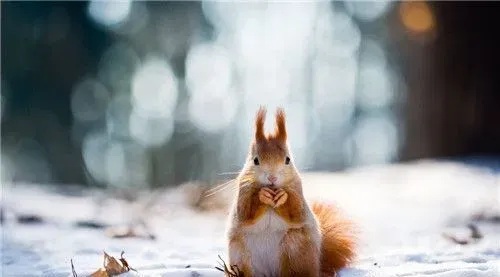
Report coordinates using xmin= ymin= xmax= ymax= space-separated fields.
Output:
xmin=267 ymin=175 xmax=277 ymax=184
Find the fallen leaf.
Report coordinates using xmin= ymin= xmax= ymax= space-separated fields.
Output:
xmin=72 ymin=251 xmax=136 ymax=277
xmin=89 ymin=268 xmax=108 ymax=277
xmin=102 ymin=251 xmax=126 ymax=275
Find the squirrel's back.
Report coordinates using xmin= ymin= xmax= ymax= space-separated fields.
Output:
xmin=311 ymin=201 xmax=357 ymax=275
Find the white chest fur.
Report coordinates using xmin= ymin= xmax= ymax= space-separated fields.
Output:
xmin=243 ymin=210 xmax=289 ymax=277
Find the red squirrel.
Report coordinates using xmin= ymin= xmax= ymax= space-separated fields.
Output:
xmin=225 ymin=107 xmax=357 ymax=277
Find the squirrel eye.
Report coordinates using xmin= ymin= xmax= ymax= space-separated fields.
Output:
xmin=285 ymin=157 xmax=290 ymax=165
xmin=253 ymin=157 xmax=260 ymax=165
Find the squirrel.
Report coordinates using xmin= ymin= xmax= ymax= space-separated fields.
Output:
xmin=225 ymin=107 xmax=357 ymax=277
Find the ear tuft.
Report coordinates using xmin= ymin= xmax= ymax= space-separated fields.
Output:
xmin=255 ymin=106 xmax=267 ymax=142
xmin=273 ymin=107 xmax=287 ymax=142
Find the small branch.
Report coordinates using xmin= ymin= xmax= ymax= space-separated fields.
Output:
xmin=215 ymin=255 xmax=243 ymax=277
xmin=71 ymin=259 xmax=78 ymax=277
xmin=119 ymin=251 xmax=138 ymax=272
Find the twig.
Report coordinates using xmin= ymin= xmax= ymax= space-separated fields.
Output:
xmin=71 ymin=259 xmax=78 ymax=277
xmin=215 ymin=255 xmax=243 ymax=277
xmin=119 ymin=251 xmax=138 ymax=272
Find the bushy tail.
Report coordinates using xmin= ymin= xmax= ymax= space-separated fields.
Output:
xmin=311 ymin=201 xmax=357 ymax=276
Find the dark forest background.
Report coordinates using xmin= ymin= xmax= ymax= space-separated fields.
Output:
xmin=2 ymin=1 xmax=500 ymax=188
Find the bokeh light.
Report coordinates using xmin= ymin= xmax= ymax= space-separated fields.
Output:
xmin=82 ymin=129 xmax=150 ymax=186
xmin=104 ymin=140 xmax=150 ymax=187
xmin=82 ymin=130 xmax=109 ymax=183
xmin=71 ymin=78 xmax=111 ymax=122
xmin=98 ymin=42 xmax=140 ymax=95
xmin=241 ymin=65 xmax=291 ymax=107
xmin=357 ymin=39 xmax=394 ymax=110
xmin=312 ymin=57 xmax=357 ymax=108
xmin=105 ymin=141 xmax=126 ymax=185
xmin=201 ymin=2 xmax=241 ymax=33
xmin=357 ymin=63 xmax=394 ymax=111
xmin=188 ymin=90 xmax=237 ymax=133
xmin=87 ymin=0 xmax=132 ymax=30
xmin=185 ymin=43 xmax=233 ymax=96
xmin=399 ymin=1 xmax=435 ymax=34
xmin=131 ymin=56 xmax=178 ymax=119
xmin=113 ymin=1 xmax=149 ymax=36
xmin=348 ymin=113 xmax=399 ymax=166
xmin=106 ymin=95 xmax=133 ymax=139
xmin=2 ymin=1 xmax=405 ymax=186
xmin=315 ymin=9 xmax=361 ymax=58
xmin=129 ymin=112 xmax=174 ymax=147
xmin=344 ymin=0 xmax=393 ymax=22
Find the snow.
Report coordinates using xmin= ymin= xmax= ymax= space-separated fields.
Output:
xmin=1 ymin=160 xmax=500 ymax=277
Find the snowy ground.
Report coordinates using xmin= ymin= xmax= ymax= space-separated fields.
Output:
xmin=1 ymin=160 xmax=500 ymax=277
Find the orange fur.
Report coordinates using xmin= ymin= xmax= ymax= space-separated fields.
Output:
xmin=228 ymin=233 xmax=253 ymax=275
xmin=274 ymin=188 xmax=305 ymax=224
xmin=279 ymin=227 xmax=320 ymax=277
xmin=255 ymin=107 xmax=267 ymax=143
xmin=269 ymin=108 xmax=287 ymax=142
xmin=311 ymin=202 xmax=357 ymax=275
xmin=227 ymin=107 xmax=357 ymax=277
xmin=236 ymin=185 xmax=269 ymax=225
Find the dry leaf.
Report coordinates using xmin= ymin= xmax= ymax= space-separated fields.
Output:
xmin=89 ymin=268 xmax=108 ymax=277
xmin=103 ymin=251 xmax=126 ymax=275
xmin=72 ymin=251 xmax=136 ymax=277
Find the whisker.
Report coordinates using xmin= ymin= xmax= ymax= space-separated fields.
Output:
xmin=204 ymin=178 xmax=235 ymax=193
xmin=203 ymin=179 xmax=237 ymax=198
xmin=217 ymin=171 xmax=241 ymax=176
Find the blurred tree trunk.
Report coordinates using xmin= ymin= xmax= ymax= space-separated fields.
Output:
xmin=399 ymin=2 xmax=500 ymax=160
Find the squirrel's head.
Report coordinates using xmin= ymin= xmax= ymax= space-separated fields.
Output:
xmin=240 ymin=107 xmax=299 ymax=187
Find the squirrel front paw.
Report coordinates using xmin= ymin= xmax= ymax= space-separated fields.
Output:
xmin=258 ymin=187 xmax=275 ymax=206
xmin=273 ymin=188 xmax=288 ymax=208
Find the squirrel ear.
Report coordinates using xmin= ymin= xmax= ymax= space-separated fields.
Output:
xmin=255 ymin=106 xmax=267 ymax=142
xmin=274 ymin=107 xmax=287 ymax=142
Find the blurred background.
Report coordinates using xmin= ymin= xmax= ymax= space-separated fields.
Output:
xmin=2 ymin=1 xmax=500 ymax=189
